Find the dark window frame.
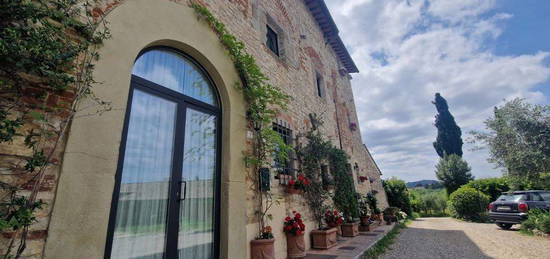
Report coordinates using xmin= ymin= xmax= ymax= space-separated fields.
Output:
xmin=104 ymin=47 xmax=222 ymax=259
xmin=272 ymin=122 xmax=293 ymax=175
xmin=266 ymin=25 xmax=280 ymax=56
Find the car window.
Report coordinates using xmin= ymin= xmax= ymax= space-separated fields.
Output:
xmin=540 ymin=192 xmax=550 ymax=201
xmin=531 ymin=193 xmax=544 ymax=201
xmin=497 ymin=194 xmax=527 ymax=201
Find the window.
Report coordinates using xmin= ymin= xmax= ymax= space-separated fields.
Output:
xmin=266 ymin=25 xmax=279 ymax=56
xmin=315 ymin=73 xmax=324 ymax=98
xmin=272 ymin=122 xmax=293 ymax=175
xmin=106 ymin=48 xmax=220 ymax=259
xmin=531 ymin=193 xmax=544 ymax=201
xmin=540 ymin=192 xmax=550 ymax=201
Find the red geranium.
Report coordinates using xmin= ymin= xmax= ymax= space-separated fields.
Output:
xmin=287 ymin=174 xmax=311 ymax=191
xmin=325 ymin=209 xmax=344 ymax=227
xmin=283 ymin=211 xmax=306 ymax=236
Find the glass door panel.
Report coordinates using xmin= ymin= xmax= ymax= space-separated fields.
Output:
xmin=111 ymin=89 xmax=177 ymax=259
xmin=178 ymin=108 xmax=217 ymax=258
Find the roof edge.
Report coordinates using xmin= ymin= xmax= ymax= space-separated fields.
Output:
xmin=304 ymin=0 xmax=359 ymax=73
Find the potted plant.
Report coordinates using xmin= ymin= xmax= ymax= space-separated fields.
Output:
xmin=324 ymin=209 xmax=344 ymax=228
xmin=340 ymin=218 xmax=359 ymax=237
xmin=283 ymin=211 xmax=306 ymax=258
xmin=383 ymin=207 xmax=399 ymax=224
xmin=332 ymin=148 xmax=360 ymax=237
xmin=358 ymin=195 xmax=371 ymax=232
xmin=366 ymin=192 xmax=382 ymax=223
xmin=286 ymin=174 xmax=310 ymax=194
xmin=250 ymin=226 xmax=275 ymax=259
xmin=310 ymin=210 xmax=340 ymax=249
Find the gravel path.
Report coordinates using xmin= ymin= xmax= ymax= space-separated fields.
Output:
xmin=379 ymin=217 xmax=550 ymax=259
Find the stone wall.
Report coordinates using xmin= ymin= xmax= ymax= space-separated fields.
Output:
xmin=197 ymin=0 xmax=388 ymax=257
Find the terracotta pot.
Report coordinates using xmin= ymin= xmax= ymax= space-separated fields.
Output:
xmin=286 ymin=186 xmax=304 ymax=195
xmin=286 ymin=233 xmax=306 ymax=258
xmin=311 ymin=228 xmax=338 ymax=249
xmin=327 ymin=222 xmax=339 ymax=228
xmin=359 ymin=224 xmax=371 ymax=232
xmin=340 ymin=222 xmax=359 ymax=237
xmin=250 ymin=239 xmax=275 ymax=259
xmin=360 ymin=216 xmax=370 ymax=226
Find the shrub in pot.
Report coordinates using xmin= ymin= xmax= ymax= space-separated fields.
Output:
xmin=308 ymin=209 xmax=343 ymax=246
xmin=358 ymin=194 xmax=371 ymax=231
xmin=250 ymin=226 xmax=275 ymax=259
xmin=383 ymin=207 xmax=400 ymax=224
xmin=283 ymin=211 xmax=306 ymax=258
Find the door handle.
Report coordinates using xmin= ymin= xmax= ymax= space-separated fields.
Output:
xmin=179 ymin=180 xmax=187 ymax=201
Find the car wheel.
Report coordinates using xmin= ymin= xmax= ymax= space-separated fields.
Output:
xmin=497 ymin=223 xmax=513 ymax=230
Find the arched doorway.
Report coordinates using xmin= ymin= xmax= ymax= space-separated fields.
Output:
xmin=105 ymin=48 xmax=221 ymax=259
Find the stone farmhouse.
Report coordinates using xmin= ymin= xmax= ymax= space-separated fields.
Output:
xmin=0 ymin=0 xmax=388 ymax=258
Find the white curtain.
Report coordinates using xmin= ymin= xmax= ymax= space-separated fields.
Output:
xmin=111 ymin=90 xmax=177 ymax=259
xmin=178 ymin=108 xmax=216 ymax=259
xmin=132 ymin=50 xmax=216 ymax=106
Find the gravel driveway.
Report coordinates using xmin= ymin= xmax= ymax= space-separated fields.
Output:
xmin=379 ymin=217 xmax=549 ymax=259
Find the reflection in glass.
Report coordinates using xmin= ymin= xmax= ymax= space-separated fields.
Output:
xmin=132 ymin=49 xmax=217 ymax=106
xmin=178 ymin=109 xmax=216 ymax=259
xmin=111 ymin=90 xmax=177 ymax=259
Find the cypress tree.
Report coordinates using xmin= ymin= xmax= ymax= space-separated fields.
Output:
xmin=433 ymin=93 xmax=463 ymax=157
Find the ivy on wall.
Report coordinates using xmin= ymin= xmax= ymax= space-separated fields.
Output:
xmin=297 ymin=115 xmax=358 ymax=227
xmin=190 ymin=2 xmax=291 ymax=239
xmin=0 ymin=0 xmax=113 ymax=257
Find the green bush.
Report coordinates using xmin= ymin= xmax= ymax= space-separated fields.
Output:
xmin=383 ymin=178 xmax=412 ymax=215
xmin=521 ymin=209 xmax=550 ymax=234
xmin=448 ymin=186 xmax=490 ymax=221
xmin=464 ymin=177 xmax=510 ymax=201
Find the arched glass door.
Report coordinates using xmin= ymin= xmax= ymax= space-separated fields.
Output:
xmin=106 ymin=48 xmax=220 ymax=259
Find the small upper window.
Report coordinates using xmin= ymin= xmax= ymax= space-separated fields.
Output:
xmin=316 ymin=73 xmax=324 ymax=98
xmin=266 ymin=25 xmax=279 ymax=56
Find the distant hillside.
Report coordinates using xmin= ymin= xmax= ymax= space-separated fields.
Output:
xmin=406 ymin=180 xmax=443 ymax=189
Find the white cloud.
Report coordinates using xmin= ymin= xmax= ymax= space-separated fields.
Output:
xmin=326 ymin=0 xmax=550 ymax=182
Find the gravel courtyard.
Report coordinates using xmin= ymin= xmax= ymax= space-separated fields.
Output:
xmin=379 ymin=217 xmax=550 ymax=259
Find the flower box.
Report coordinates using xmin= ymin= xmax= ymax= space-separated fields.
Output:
xmin=250 ymin=238 xmax=275 ymax=259
xmin=286 ymin=232 xmax=306 ymax=258
xmin=341 ymin=222 xmax=359 ymax=237
xmin=311 ymin=228 xmax=338 ymax=249
xmin=359 ymin=224 xmax=371 ymax=232
xmin=286 ymin=186 xmax=304 ymax=195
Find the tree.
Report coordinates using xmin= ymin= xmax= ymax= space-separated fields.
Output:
xmin=433 ymin=93 xmax=463 ymax=157
xmin=470 ymin=99 xmax=550 ymax=189
xmin=382 ymin=178 xmax=412 ymax=215
xmin=435 ymin=154 xmax=473 ymax=194
xmin=464 ymin=177 xmax=510 ymax=201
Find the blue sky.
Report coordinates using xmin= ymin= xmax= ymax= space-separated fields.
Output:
xmin=325 ymin=0 xmax=550 ymax=182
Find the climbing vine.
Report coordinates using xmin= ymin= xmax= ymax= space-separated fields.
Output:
xmin=190 ymin=2 xmax=291 ymax=239
xmin=0 ymin=0 xmax=113 ymax=257
xmin=297 ymin=115 xmax=358 ymax=227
